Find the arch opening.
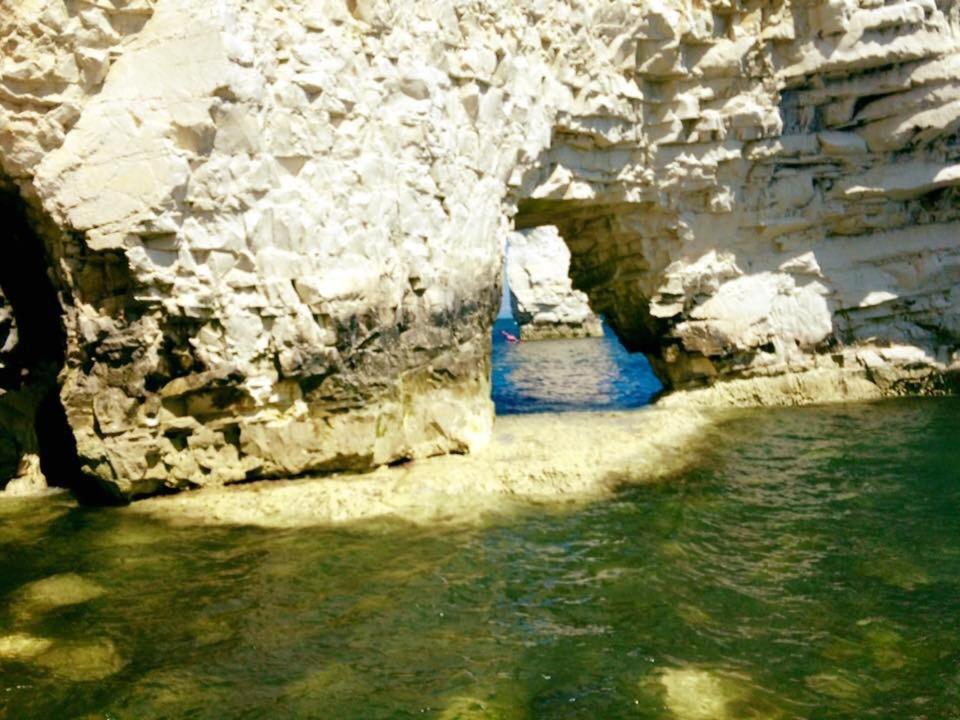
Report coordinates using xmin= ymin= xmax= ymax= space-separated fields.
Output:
xmin=514 ymin=198 xmax=671 ymax=359
xmin=491 ymin=216 xmax=662 ymax=416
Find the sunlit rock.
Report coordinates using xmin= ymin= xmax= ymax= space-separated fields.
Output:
xmin=11 ymin=573 xmax=106 ymax=619
xmin=506 ymin=226 xmax=603 ymax=341
xmin=128 ymin=406 xmax=716 ymax=528
xmin=1 ymin=0 xmax=959 ymax=500
xmin=1 ymin=455 xmax=49 ymax=497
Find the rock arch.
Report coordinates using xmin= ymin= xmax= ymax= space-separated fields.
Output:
xmin=0 ymin=0 xmax=958 ymax=501
xmin=504 ymin=0 xmax=960 ymax=396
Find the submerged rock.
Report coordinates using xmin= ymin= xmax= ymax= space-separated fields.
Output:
xmin=675 ymin=603 xmax=713 ymax=627
xmin=859 ymin=555 xmax=931 ymax=591
xmin=658 ymin=668 xmax=737 ymax=720
xmin=438 ymin=696 xmax=519 ymax=720
xmin=804 ymin=671 xmax=868 ymax=703
xmin=11 ymin=573 xmax=106 ymax=619
xmin=0 ymin=495 xmax=72 ymax=545
xmin=820 ymin=621 xmax=911 ymax=673
xmin=280 ymin=664 xmax=367 ymax=711
xmin=0 ymin=633 xmax=124 ymax=682
xmin=862 ymin=625 xmax=908 ymax=671
xmin=0 ymin=633 xmax=53 ymax=661
xmin=653 ymin=667 xmax=782 ymax=720
xmin=32 ymin=638 xmax=125 ymax=682
xmin=437 ymin=682 xmax=529 ymax=720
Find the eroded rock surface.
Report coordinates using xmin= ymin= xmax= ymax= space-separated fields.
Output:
xmin=1 ymin=0 xmax=958 ymax=500
xmin=513 ymin=1 xmax=960 ymax=396
xmin=506 ymin=226 xmax=603 ymax=340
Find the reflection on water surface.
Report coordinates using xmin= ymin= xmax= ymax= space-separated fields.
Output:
xmin=0 ymin=399 xmax=958 ymax=718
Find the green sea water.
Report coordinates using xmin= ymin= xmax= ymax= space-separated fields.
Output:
xmin=1 ymin=397 xmax=959 ymax=719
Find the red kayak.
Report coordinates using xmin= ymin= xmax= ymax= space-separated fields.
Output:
xmin=500 ymin=330 xmax=520 ymax=344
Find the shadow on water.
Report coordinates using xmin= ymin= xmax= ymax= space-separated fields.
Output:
xmin=491 ymin=318 xmax=662 ymax=415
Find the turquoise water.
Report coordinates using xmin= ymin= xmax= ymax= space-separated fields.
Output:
xmin=1 ymin=397 xmax=958 ymax=718
xmin=492 ymin=318 xmax=663 ymax=414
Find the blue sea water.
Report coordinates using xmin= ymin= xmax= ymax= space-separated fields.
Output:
xmin=492 ymin=317 xmax=663 ymax=415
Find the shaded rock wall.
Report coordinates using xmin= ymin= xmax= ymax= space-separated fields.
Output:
xmin=1 ymin=0 xmax=958 ymax=499
xmin=506 ymin=226 xmax=603 ymax=341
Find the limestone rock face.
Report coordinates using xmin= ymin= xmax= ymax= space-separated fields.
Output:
xmin=1 ymin=0 xmax=959 ymax=500
xmin=512 ymin=1 xmax=960 ymax=396
xmin=506 ymin=226 xmax=603 ymax=341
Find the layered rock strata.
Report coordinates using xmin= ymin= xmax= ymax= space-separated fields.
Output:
xmin=513 ymin=0 xmax=960 ymax=396
xmin=506 ymin=226 xmax=604 ymax=341
xmin=1 ymin=0 xmax=958 ymax=500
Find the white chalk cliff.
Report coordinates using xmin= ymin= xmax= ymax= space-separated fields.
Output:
xmin=1 ymin=0 xmax=958 ymax=500
xmin=507 ymin=226 xmax=604 ymax=340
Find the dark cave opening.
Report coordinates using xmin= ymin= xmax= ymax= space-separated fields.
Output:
xmin=0 ymin=192 xmax=65 ymax=377
xmin=0 ymin=186 xmax=94 ymax=499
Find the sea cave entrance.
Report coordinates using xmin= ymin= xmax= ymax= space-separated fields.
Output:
xmin=0 ymin=184 xmax=95 ymax=500
xmin=492 ymin=216 xmax=662 ymax=415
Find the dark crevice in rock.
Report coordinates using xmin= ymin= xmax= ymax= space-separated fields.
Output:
xmin=0 ymin=186 xmax=119 ymax=504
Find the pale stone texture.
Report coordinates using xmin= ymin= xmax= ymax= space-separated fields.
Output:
xmin=1 ymin=0 xmax=958 ymax=500
xmin=506 ymin=226 xmax=603 ymax=340
xmin=130 ymin=405 xmax=717 ymax=528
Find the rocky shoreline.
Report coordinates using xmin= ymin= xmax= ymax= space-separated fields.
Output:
xmin=124 ymin=369 xmax=936 ymax=528
xmin=126 ymin=404 xmax=717 ymax=528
